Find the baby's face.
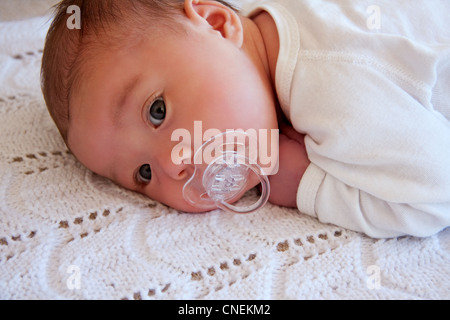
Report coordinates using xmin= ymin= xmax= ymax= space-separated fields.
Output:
xmin=67 ymin=22 xmax=278 ymax=212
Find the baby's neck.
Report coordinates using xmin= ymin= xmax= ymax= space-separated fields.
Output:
xmin=243 ymin=11 xmax=279 ymax=87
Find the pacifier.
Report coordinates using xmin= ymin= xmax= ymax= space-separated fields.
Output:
xmin=182 ymin=131 xmax=271 ymax=214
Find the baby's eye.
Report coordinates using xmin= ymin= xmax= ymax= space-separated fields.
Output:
xmin=137 ymin=164 xmax=152 ymax=183
xmin=148 ymin=97 xmax=166 ymax=126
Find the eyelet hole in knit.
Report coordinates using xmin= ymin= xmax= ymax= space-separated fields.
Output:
xmin=12 ymin=49 xmax=42 ymax=60
xmin=118 ymin=252 xmax=262 ymax=300
xmin=57 ymin=208 xmax=121 ymax=242
xmin=9 ymin=150 xmax=71 ymax=176
xmin=118 ymin=228 xmax=349 ymax=300
xmin=0 ymin=231 xmax=37 ymax=263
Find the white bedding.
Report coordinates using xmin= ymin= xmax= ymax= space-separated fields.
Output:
xmin=0 ymin=3 xmax=449 ymax=300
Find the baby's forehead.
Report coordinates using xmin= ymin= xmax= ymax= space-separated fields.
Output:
xmin=72 ymin=28 xmax=146 ymax=77
xmin=68 ymin=16 xmax=190 ymax=98
xmin=83 ymin=19 xmax=177 ymax=56
xmin=69 ymin=33 xmax=153 ymax=103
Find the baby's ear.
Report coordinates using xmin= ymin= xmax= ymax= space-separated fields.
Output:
xmin=184 ymin=0 xmax=243 ymax=47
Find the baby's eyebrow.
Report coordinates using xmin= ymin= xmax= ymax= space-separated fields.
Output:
xmin=112 ymin=75 xmax=141 ymax=126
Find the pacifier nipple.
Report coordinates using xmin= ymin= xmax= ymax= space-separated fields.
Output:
xmin=182 ymin=131 xmax=270 ymax=214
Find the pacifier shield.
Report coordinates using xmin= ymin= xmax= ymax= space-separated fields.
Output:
xmin=182 ymin=131 xmax=271 ymax=214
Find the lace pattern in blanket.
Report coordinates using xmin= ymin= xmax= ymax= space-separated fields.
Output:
xmin=0 ymin=15 xmax=449 ymax=300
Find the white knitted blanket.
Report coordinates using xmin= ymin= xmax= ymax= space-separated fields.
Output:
xmin=1 ymin=14 xmax=449 ymax=300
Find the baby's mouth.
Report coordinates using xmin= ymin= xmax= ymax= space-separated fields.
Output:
xmin=182 ymin=131 xmax=270 ymax=214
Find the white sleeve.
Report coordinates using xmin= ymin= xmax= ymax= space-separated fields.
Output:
xmin=292 ymin=60 xmax=450 ymax=238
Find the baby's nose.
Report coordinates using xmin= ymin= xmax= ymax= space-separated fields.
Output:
xmin=160 ymin=151 xmax=193 ymax=181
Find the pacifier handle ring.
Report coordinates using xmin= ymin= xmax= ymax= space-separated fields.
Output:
xmin=215 ymin=164 xmax=270 ymax=214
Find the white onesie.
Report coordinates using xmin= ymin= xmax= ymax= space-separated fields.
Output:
xmin=245 ymin=0 xmax=450 ymax=237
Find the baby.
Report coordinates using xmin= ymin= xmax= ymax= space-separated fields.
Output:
xmin=41 ymin=0 xmax=450 ymax=238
